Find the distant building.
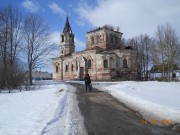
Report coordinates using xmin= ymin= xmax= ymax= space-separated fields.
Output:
xmin=150 ymin=64 xmax=180 ymax=80
xmin=52 ymin=16 xmax=138 ymax=80
xmin=32 ymin=71 xmax=52 ymax=80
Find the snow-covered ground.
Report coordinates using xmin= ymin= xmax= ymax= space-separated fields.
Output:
xmin=1 ymin=80 xmax=180 ymax=135
xmin=0 ymin=80 xmax=87 ymax=135
xmin=68 ymin=81 xmax=180 ymax=125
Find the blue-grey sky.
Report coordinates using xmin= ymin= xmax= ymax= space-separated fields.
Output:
xmin=1 ymin=0 xmax=180 ymax=72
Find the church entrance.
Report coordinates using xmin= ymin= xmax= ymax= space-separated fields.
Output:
xmin=80 ymin=67 xmax=84 ymax=80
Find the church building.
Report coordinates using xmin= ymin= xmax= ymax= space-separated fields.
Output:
xmin=52 ymin=17 xmax=138 ymax=80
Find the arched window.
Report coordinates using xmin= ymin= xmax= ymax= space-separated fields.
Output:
xmin=88 ymin=59 xmax=91 ymax=69
xmin=100 ymin=35 xmax=104 ymax=42
xmin=72 ymin=36 xmax=74 ymax=42
xmin=96 ymin=35 xmax=100 ymax=43
xmin=123 ymin=59 xmax=128 ymax=68
xmin=104 ymin=60 xmax=108 ymax=68
xmin=56 ymin=66 xmax=58 ymax=73
xmin=76 ymin=61 xmax=78 ymax=70
xmin=71 ymin=64 xmax=73 ymax=71
xmin=62 ymin=35 xmax=64 ymax=42
xmin=70 ymin=35 xmax=74 ymax=42
xmin=65 ymin=64 xmax=68 ymax=72
xmin=110 ymin=34 xmax=114 ymax=43
xmin=91 ymin=36 xmax=94 ymax=44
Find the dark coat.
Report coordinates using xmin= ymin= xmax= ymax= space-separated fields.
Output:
xmin=84 ymin=75 xmax=91 ymax=85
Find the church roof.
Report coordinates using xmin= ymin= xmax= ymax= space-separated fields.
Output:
xmin=87 ymin=25 xmax=123 ymax=34
xmin=63 ymin=16 xmax=72 ymax=33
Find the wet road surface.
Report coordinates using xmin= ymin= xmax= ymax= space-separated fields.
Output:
xmin=69 ymin=83 xmax=180 ymax=135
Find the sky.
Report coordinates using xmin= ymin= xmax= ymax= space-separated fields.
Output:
xmin=1 ymin=0 xmax=180 ymax=72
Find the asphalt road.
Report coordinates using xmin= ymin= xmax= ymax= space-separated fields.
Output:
xmin=69 ymin=83 xmax=180 ymax=135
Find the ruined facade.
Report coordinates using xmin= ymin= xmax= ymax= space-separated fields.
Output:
xmin=52 ymin=17 xmax=138 ymax=80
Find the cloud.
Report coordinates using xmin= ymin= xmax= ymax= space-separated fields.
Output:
xmin=50 ymin=31 xmax=60 ymax=45
xmin=48 ymin=3 xmax=66 ymax=17
xmin=49 ymin=32 xmax=60 ymax=58
xmin=74 ymin=37 xmax=86 ymax=51
xmin=22 ymin=0 xmax=39 ymax=12
xmin=75 ymin=0 xmax=180 ymax=38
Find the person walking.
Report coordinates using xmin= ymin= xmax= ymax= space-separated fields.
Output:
xmin=84 ymin=74 xmax=91 ymax=92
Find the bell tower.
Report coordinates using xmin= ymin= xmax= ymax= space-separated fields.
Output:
xmin=60 ymin=16 xmax=75 ymax=56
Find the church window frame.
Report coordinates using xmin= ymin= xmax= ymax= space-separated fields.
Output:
xmin=96 ymin=35 xmax=100 ymax=43
xmin=76 ymin=61 xmax=78 ymax=70
xmin=71 ymin=64 xmax=73 ymax=71
xmin=91 ymin=36 xmax=95 ymax=44
xmin=65 ymin=64 xmax=68 ymax=72
xmin=103 ymin=59 xmax=108 ymax=68
xmin=72 ymin=35 xmax=74 ymax=42
xmin=88 ymin=59 xmax=91 ymax=69
xmin=62 ymin=35 xmax=64 ymax=42
xmin=110 ymin=34 xmax=114 ymax=43
xmin=123 ymin=59 xmax=128 ymax=68
xmin=100 ymin=35 xmax=104 ymax=42
xmin=56 ymin=66 xmax=58 ymax=73
xmin=70 ymin=35 xmax=74 ymax=42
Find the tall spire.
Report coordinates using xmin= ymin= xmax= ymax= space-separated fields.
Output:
xmin=63 ymin=15 xmax=72 ymax=33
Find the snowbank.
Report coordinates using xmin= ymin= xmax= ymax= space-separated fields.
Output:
xmin=94 ymin=81 xmax=180 ymax=125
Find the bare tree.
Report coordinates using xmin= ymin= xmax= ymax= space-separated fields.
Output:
xmin=21 ymin=14 xmax=53 ymax=85
xmin=155 ymin=23 xmax=180 ymax=81
xmin=0 ymin=7 xmax=8 ymax=89
xmin=156 ymin=25 xmax=166 ymax=78
xmin=163 ymin=23 xmax=179 ymax=81
xmin=0 ymin=5 xmax=23 ymax=90
xmin=148 ymin=38 xmax=160 ymax=80
xmin=129 ymin=35 xmax=155 ymax=80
